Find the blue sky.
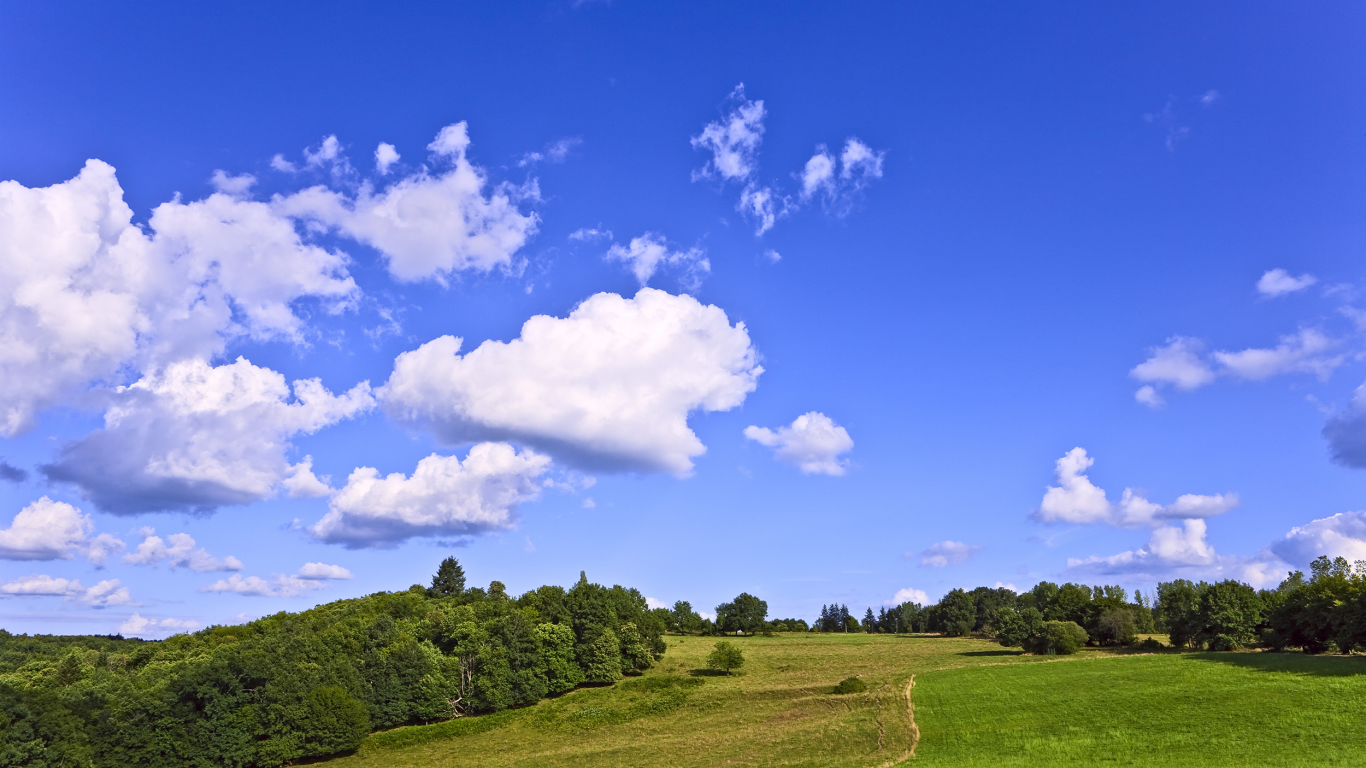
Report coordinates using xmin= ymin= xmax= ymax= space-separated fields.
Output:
xmin=1 ymin=2 xmax=1364 ymax=637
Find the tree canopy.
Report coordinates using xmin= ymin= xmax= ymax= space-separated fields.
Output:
xmin=0 ymin=566 xmax=666 ymax=767
xmin=715 ymin=593 xmax=768 ymax=635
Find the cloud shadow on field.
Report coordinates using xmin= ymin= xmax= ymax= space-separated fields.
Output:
xmin=1190 ymin=652 xmax=1366 ymax=678
xmin=957 ymin=650 xmax=1026 ymax=657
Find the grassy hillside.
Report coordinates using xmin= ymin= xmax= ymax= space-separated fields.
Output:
xmin=331 ymin=634 xmax=1366 ymax=768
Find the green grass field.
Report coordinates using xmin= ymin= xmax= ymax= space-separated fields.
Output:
xmin=325 ymin=634 xmax=1366 ymax=767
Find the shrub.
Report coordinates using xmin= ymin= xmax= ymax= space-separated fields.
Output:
xmin=833 ymin=676 xmax=867 ymax=694
xmin=706 ymin=641 xmax=745 ymax=674
xmin=1029 ymin=621 xmax=1087 ymax=655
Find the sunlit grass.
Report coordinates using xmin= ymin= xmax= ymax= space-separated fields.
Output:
xmin=914 ymin=651 xmax=1366 ymax=767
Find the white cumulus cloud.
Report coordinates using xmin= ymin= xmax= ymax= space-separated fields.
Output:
xmin=279 ymin=122 xmax=538 ymax=283
xmin=1068 ymin=519 xmax=1218 ymax=572
xmin=200 ymin=573 xmax=329 ymax=598
xmin=311 ymin=443 xmax=551 ymax=548
xmin=840 ymin=138 xmax=885 ymax=185
xmin=380 ymin=288 xmax=762 ymax=475
xmin=737 ymin=185 xmax=783 ymax=235
xmin=0 ymin=573 xmax=132 ymax=606
xmin=1036 ymin=448 xmax=1112 ymax=524
xmin=374 ymin=142 xmax=400 ymax=174
xmin=1065 ymin=519 xmax=1293 ymax=588
xmin=800 ymin=148 xmax=836 ymax=200
xmin=605 ymin=233 xmax=709 ymax=287
xmin=1212 ymin=329 xmax=1341 ymax=381
xmin=519 ymin=137 xmax=581 ymax=167
xmin=917 ymin=541 xmax=983 ymax=568
xmin=43 ymin=357 xmax=373 ymax=515
xmin=888 ymin=587 xmax=930 ymax=606
xmin=0 ymin=573 xmax=79 ymax=596
xmin=1134 ymin=385 xmax=1165 ymax=409
xmin=119 ymin=613 xmax=199 ymax=637
xmin=691 ymin=84 xmax=766 ymax=183
xmin=297 ymin=562 xmax=353 ymax=580
xmin=1034 ymin=448 xmax=1238 ymax=528
xmin=1257 ymin=268 xmax=1316 ymax=297
xmin=122 ymin=530 xmax=242 ymax=571
xmin=0 ymin=159 xmax=358 ymax=436
xmin=1269 ymin=511 xmax=1366 ymax=567
xmin=1131 ymin=337 xmax=1216 ymax=392
xmin=743 ymin=412 xmax=853 ymax=476
xmin=1134 ymin=328 xmax=1344 ymax=406
xmin=799 ymin=139 xmax=885 ymax=213
xmin=0 ymin=497 xmax=123 ymax=565
xmin=281 ymin=456 xmax=333 ymax=498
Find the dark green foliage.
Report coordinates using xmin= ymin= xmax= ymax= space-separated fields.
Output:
xmin=669 ymin=601 xmax=704 ymax=633
xmin=1097 ymin=608 xmax=1138 ymax=646
xmin=0 ymin=567 xmax=665 ymax=767
xmin=936 ymin=589 xmax=976 ymax=636
xmin=1156 ymin=578 xmax=1265 ymax=650
xmin=579 ymin=629 xmax=624 ymax=683
xmin=715 ymin=593 xmax=768 ymax=635
xmin=1030 ymin=621 xmax=1088 ymax=655
xmin=900 ymin=602 xmax=926 ymax=633
xmin=832 ymin=676 xmax=867 ymax=694
xmin=429 ymin=556 xmax=467 ymax=598
xmin=705 ymin=641 xmax=744 ymax=674
xmin=1264 ymin=557 xmax=1366 ymax=654
xmin=815 ymin=604 xmax=858 ymax=633
xmin=1137 ymin=636 xmax=1164 ymax=651
xmin=994 ymin=606 xmax=1045 ymax=649
xmin=303 ymin=686 xmax=370 ymax=755
xmin=967 ymin=587 xmax=1019 ymax=633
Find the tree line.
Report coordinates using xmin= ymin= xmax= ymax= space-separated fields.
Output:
xmin=803 ymin=554 xmax=1366 ymax=656
xmin=0 ymin=558 xmax=666 ymax=767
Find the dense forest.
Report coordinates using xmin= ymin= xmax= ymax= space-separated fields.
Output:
xmin=0 ymin=559 xmax=665 ymax=767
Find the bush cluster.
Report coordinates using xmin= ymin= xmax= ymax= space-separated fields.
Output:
xmin=0 ymin=562 xmax=664 ymax=767
xmin=832 ymin=676 xmax=867 ymax=694
xmin=914 ymin=553 xmax=1366 ymax=655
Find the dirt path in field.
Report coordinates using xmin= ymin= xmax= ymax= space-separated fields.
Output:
xmin=874 ymin=675 xmax=917 ymax=767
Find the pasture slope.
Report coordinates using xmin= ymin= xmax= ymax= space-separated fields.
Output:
xmin=327 ymin=634 xmax=1366 ymax=767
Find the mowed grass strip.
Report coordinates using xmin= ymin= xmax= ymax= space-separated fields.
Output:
xmin=914 ymin=651 xmax=1366 ymax=768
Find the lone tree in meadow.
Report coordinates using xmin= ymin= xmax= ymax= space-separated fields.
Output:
xmin=429 ymin=556 xmax=467 ymax=598
xmin=707 ymin=641 xmax=745 ymax=674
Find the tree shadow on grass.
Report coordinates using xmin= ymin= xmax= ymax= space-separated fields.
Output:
xmin=957 ymin=650 xmax=1025 ymax=657
xmin=688 ymin=669 xmax=733 ymax=677
xmin=1189 ymin=651 xmax=1366 ymax=677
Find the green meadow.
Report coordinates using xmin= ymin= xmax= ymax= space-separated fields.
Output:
xmin=327 ymin=633 xmax=1366 ymax=767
